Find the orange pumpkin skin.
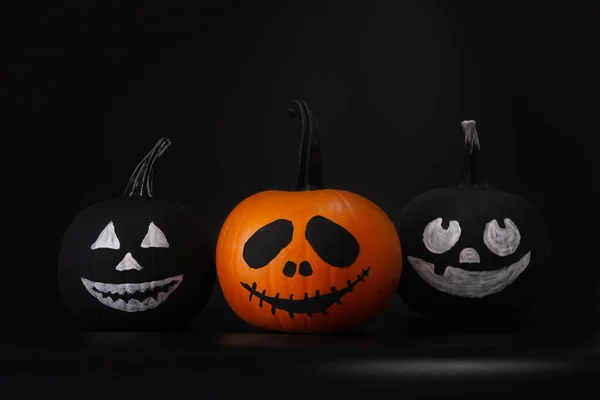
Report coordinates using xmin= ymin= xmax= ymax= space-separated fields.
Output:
xmin=216 ymin=102 xmax=402 ymax=333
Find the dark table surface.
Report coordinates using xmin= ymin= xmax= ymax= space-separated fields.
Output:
xmin=1 ymin=318 xmax=598 ymax=399
xmin=1 ymin=283 xmax=597 ymax=398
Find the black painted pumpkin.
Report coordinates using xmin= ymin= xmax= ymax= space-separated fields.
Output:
xmin=395 ymin=121 xmax=550 ymax=319
xmin=58 ymin=138 xmax=215 ymax=330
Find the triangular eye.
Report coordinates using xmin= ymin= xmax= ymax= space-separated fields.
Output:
xmin=91 ymin=221 xmax=121 ymax=250
xmin=141 ymin=222 xmax=170 ymax=248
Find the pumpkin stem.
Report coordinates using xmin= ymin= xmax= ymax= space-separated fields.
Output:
xmin=122 ymin=137 xmax=171 ymax=199
xmin=290 ymin=100 xmax=324 ymax=191
xmin=458 ymin=120 xmax=488 ymax=188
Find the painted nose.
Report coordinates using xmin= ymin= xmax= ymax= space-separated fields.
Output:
xmin=282 ymin=261 xmax=313 ymax=277
xmin=459 ymin=248 xmax=480 ymax=264
xmin=115 ymin=252 xmax=143 ymax=271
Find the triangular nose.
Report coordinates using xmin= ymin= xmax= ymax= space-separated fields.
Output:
xmin=115 ymin=252 xmax=143 ymax=271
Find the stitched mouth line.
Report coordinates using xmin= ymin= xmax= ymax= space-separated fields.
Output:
xmin=240 ymin=266 xmax=370 ymax=318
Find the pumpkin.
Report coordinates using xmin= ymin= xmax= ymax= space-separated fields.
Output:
xmin=395 ymin=120 xmax=550 ymax=319
xmin=58 ymin=138 xmax=215 ymax=330
xmin=216 ymin=100 xmax=403 ymax=333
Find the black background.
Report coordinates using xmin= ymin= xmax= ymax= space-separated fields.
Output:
xmin=1 ymin=0 xmax=598 ymax=394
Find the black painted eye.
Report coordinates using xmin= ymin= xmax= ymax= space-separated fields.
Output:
xmin=305 ymin=215 xmax=360 ymax=268
xmin=243 ymin=219 xmax=294 ymax=269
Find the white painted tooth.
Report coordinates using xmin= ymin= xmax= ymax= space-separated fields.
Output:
xmin=93 ymin=281 xmax=106 ymax=292
xmin=108 ymin=284 xmax=117 ymax=294
xmin=81 ymin=278 xmax=93 ymax=290
xmin=128 ymin=299 xmax=143 ymax=308
xmin=157 ymin=292 xmax=168 ymax=302
xmin=92 ymin=291 xmax=104 ymax=303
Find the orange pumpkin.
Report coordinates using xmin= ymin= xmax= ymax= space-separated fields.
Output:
xmin=216 ymin=100 xmax=402 ymax=333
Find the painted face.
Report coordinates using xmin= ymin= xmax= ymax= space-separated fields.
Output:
xmin=58 ymin=138 xmax=216 ymax=330
xmin=216 ymin=100 xmax=402 ymax=333
xmin=395 ymin=187 xmax=550 ymax=318
xmin=240 ymin=215 xmax=370 ymax=318
xmin=216 ymin=189 xmax=403 ymax=333
xmin=396 ymin=121 xmax=550 ymax=318
xmin=407 ymin=217 xmax=530 ymax=298
xmin=82 ymin=220 xmax=183 ymax=312
xmin=58 ymin=198 xmax=215 ymax=329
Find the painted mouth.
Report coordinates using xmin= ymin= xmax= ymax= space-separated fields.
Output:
xmin=240 ymin=267 xmax=370 ymax=318
xmin=407 ymin=252 xmax=531 ymax=298
xmin=81 ymin=275 xmax=184 ymax=312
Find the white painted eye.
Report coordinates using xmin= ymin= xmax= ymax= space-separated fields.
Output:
xmin=422 ymin=218 xmax=461 ymax=254
xmin=483 ymin=218 xmax=521 ymax=256
xmin=91 ymin=221 xmax=121 ymax=250
xmin=141 ymin=222 xmax=170 ymax=248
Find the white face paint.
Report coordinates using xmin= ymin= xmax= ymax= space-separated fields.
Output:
xmin=459 ymin=247 xmax=480 ymax=264
xmin=407 ymin=253 xmax=530 ymax=298
xmin=141 ymin=222 xmax=170 ymax=248
xmin=81 ymin=275 xmax=184 ymax=312
xmin=85 ymin=221 xmax=181 ymax=312
xmin=407 ymin=217 xmax=531 ymax=298
xmin=483 ymin=219 xmax=521 ymax=256
xmin=91 ymin=221 xmax=120 ymax=250
xmin=422 ymin=218 xmax=461 ymax=254
xmin=115 ymin=252 xmax=143 ymax=271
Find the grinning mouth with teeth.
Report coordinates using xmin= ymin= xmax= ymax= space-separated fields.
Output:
xmin=240 ymin=267 xmax=371 ymax=318
xmin=81 ymin=275 xmax=184 ymax=312
xmin=407 ymin=251 xmax=531 ymax=298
